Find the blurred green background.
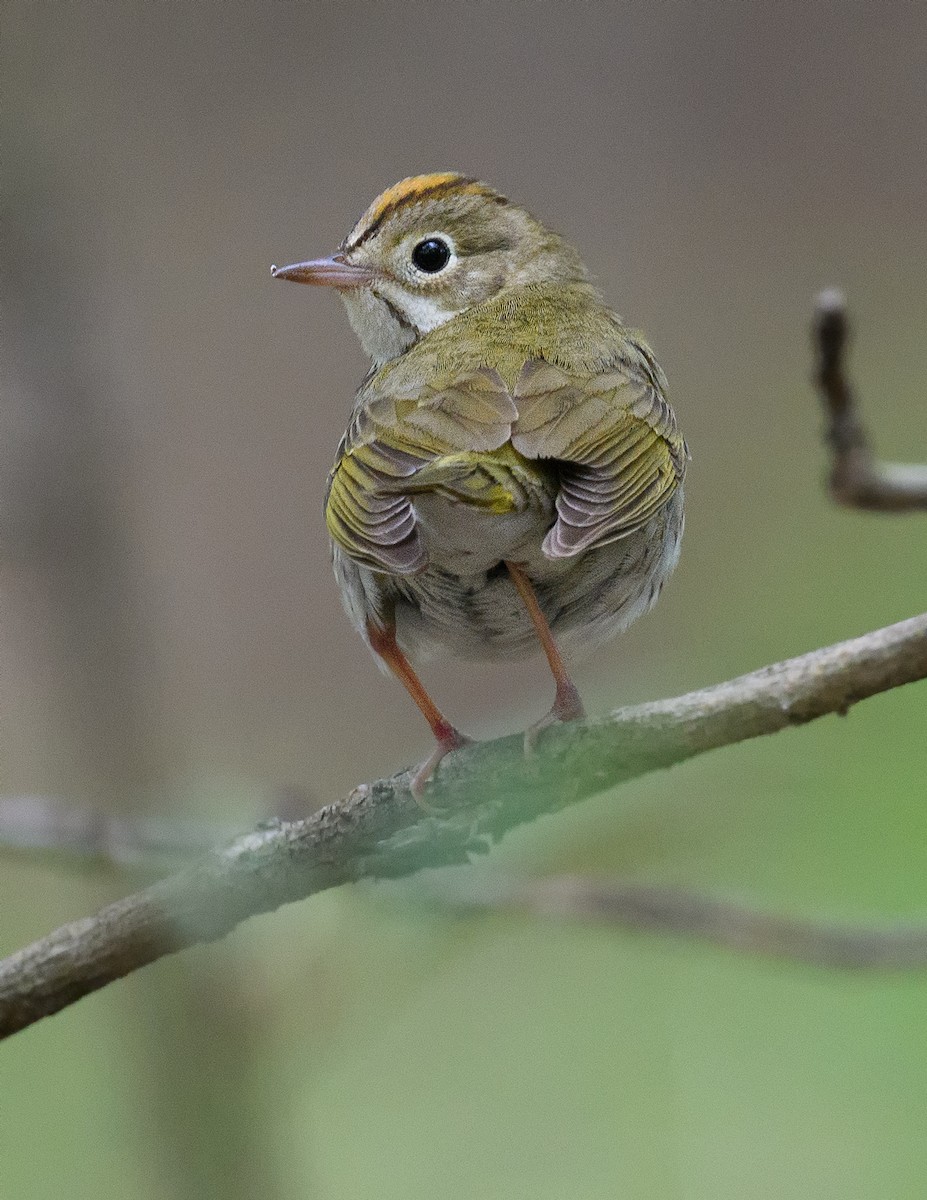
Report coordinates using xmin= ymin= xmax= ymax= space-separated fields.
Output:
xmin=2 ymin=1 xmax=926 ymax=1197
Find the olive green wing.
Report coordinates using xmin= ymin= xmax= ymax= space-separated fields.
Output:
xmin=325 ymin=367 xmax=516 ymax=573
xmin=324 ymin=435 xmax=427 ymax=574
xmin=511 ymin=355 xmax=687 ymax=559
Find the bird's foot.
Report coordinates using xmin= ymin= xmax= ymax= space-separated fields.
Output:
xmin=410 ymin=725 xmax=474 ymax=809
xmin=524 ymin=681 xmax=586 ymax=755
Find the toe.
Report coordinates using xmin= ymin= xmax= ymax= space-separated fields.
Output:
xmin=524 ymin=686 xmax=586 ymax=755
xmin=409 ymin=730 xmax=474 ymax=808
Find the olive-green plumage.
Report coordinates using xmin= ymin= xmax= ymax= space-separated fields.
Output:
xmin=274 ymin=173 xmax=687 ymax=789
xmin=326 ymin=281 xmax=684 ymax=582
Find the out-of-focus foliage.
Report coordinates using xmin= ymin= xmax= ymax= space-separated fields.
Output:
xmin=2 ymin=2 xmax=926 ymax=1197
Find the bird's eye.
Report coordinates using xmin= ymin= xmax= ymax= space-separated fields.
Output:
xmin=411 ymin=238 xmax=451 ymax=273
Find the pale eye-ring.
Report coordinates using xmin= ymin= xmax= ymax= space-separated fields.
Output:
xmin=411 ymin=237 xmax=452 ymax=273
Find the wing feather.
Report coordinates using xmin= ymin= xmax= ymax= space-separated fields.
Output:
xmin=325 ymin=311 xmax=686 ymax=572
xmin=512 ymin=356 xmax=687 ymax=559
xmin=325 ymin=367 xmax=514 ymax=573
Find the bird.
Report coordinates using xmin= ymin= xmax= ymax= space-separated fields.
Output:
xmin=272 ymin=172 xmax=687 ymax=797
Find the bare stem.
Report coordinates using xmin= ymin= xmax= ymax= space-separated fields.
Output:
xmin=814 ymin=290 xmax=927 ymax=510
xmin=433 ymin=876 xmax=927 ymax=970
xmin=0 ymin=795 xmax=230 ymax=869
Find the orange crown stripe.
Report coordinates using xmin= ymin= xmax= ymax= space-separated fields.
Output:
xmin=347 ymin=173 xmax=498 ymax=246
xmin=369 ymin=172 xmax=468 ymax=218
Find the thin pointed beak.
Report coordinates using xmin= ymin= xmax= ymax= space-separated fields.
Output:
xmin=270 ymin=255 xmax=374 ymax=289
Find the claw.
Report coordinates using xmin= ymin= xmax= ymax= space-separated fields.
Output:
xmin=409 ymin=728 xmax=474 ymax=809
xmin=523 ymin=681 xmax=586 ymax=755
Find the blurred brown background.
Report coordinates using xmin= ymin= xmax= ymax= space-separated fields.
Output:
xmin=2 ymin=3 xmax=927 ymax=1199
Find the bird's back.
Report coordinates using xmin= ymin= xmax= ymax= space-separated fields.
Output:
xmin=327 ymin=282 xmax=685 ymax=661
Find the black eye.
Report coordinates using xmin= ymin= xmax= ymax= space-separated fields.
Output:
xmin=412 ymin=238 xmax=451 ymax=273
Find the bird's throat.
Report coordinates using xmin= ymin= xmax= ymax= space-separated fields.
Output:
xmin=340 ymin=288 xmax=457 ymax=366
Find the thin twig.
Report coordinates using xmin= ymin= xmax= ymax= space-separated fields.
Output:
xmin=0 ymin=789 xmax=314 ymax=869
xmin=1 ymin=610 xmax=926 ymax=1041
xmin=0 ymin=795 xmax=230 ymax=869
xmin=814 ymin=289 xmax=927 ymax=510
xmin=432 ymin=876 xmax=927 ymax=971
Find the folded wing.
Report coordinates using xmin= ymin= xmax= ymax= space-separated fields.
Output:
xmin=325 ymin=367 xmax=516 ymax=573
xmin=511 ymin=357 xmax=687 ymax=558
xmin=326 ymin=341 xmax=686 ymax=573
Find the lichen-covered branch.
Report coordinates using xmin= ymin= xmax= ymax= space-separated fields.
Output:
xmin=2 ymin=609 xmax=926 ymax=1041
xmin=814 ymin=290 xmax=927 ymax=510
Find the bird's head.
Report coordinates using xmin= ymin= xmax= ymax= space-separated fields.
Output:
xmin=272 ymin=173 xmax=588 ymax=364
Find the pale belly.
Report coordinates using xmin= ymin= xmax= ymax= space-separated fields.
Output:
xmin=332 ymin=487 xmax=685 ymax=663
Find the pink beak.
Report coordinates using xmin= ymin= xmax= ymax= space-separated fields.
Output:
xmin=270 ymin=255 xmax=373 ymax=289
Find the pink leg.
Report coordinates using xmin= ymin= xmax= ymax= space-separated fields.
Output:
xmin=505 ymin=561 xmax=586 ymax=749
xmin=367 ymin=620 xmax=472 ymax=802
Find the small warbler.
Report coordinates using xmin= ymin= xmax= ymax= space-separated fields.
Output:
xmin=273 ymin=173 xmax=687 ymax=795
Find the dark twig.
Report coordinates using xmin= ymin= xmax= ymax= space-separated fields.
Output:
xmin=433 ymin=876 xmax=927 ymax=971
xmin=814 ymin=289 xmax=927 ymax=510
xmin=1 ymin=610 xmax=926 ymax=1041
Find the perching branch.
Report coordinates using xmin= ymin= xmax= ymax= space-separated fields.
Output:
xmin=432 ymin=876 xmax=927 ymax=970
xmin=814 ymin=289 xmax=927 ymax=510
xmin=2 ymin=609 xmax=926 ymax=1040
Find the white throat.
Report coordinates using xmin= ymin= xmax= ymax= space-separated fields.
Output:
xmin=340 ymin=287 xmax=455 ymax=365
